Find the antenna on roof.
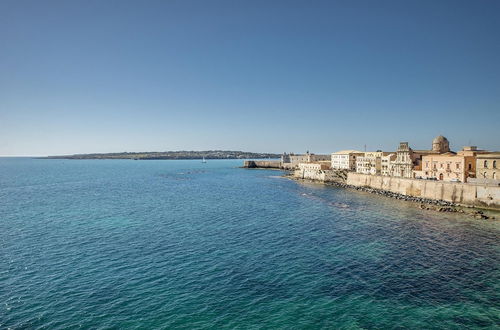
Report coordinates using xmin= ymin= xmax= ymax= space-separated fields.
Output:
xmin=364 ymin=144 xmax=367 ymax=152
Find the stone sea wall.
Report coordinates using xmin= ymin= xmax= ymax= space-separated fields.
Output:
xmin=244 ymin=161 xmax=499 ymax=210
xmin=243 ymin=160 xmax=282 ymax=169
xmin=346 ymin=173 xmax=500 ymax=209
xmin=293 ymin=168 xmax=348 ymax=183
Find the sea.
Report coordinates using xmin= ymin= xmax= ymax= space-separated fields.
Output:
xmin=0 ymin=158 xmax=498 ymax=329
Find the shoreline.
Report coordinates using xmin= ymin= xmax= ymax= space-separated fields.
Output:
xmin=285 ymin=174 xmax=498 ymax=220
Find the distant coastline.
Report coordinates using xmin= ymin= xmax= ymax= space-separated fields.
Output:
xmin=41 ymin=150 xmax=281 ymax=160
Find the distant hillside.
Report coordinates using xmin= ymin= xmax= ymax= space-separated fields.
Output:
xmin=44 ymin=150 xmax=281 ymax=160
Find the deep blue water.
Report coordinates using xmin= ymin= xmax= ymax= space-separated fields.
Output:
xmin=0 ymin=158 xmax=499 ymax=329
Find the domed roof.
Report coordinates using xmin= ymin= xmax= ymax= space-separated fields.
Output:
xmin=433 ymin=135 xmax=448 ymax=144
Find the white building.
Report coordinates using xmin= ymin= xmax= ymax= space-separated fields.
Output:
xmin=331 ymin=150 xmax=363 ymax=170
xmin=381 ymin=153 xmax=396 ymax=176
xmin=356 ymin=151 xmax=394 ymax=175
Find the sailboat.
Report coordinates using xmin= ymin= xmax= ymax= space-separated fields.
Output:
xmin=202 ymin=157 xmax=207 ymax=163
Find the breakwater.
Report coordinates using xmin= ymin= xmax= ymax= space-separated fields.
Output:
xmin=242 ymin=160 xmax=281 ymax=169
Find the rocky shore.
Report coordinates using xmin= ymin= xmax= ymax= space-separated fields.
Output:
xmin=287 ymin=174 xmax=497 ymax=220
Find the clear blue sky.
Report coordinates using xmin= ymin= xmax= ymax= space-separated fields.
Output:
xmin=1 ymin=0 xmax=499 ymax=156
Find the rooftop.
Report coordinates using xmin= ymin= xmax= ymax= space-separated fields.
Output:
xmin=332 ymin=150 xmax=363 ymax=154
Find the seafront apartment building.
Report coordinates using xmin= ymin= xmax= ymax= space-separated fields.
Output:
xmin=356 ymin=151 xmax=393 ymax=175
xmin=381 ymin=153 xmax=396 ymax=176
xmin=475 ymin=153 xmax=500 ymax=182
xmin=293 ymin=135 xmax=499 ymax=185
xmin=417 ymin=153 xmax=475 ymax=182
xmin=331 ymin=150 xmax=363 ymax=170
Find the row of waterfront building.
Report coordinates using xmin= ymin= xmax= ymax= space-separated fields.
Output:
xmin=281 ymin=135 xmax=499 ymax=184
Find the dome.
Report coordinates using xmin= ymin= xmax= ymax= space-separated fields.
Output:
xmin=432 ymin=135 xmax=450 ymax=153
xmin=433 ymin=135 xmax=448 ymax=144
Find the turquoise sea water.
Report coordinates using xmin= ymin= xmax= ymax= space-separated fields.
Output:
xmin=1 ymin=158 xmax=499 ymax=329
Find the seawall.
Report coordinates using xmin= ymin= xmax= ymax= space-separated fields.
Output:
xmin=243 ymin=160 xmax=282 ymax=169
xmin=346 ymin=173 xmax=500 ymax=209
xmin=293 ymin=168 xmax=348 ymax=183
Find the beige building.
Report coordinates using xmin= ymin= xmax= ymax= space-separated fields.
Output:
xmin=391 ymin=136 xmax=456 ymax=178
xmin=475 ymin=152 xmax=499 ymax=183
xmin=331 ymin=150 xmax=363 ymax=170
xmin=298 ymin=162 xmax=331 ymax=171
xmin=414 ymin=145 xmax=491 ymax=183
xmin=356 ymin=151 xmax=393 ymax=175
xmin=418 ymin=153 xmax=475 ymax=182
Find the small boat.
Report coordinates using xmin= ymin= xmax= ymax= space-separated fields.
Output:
xmin=202 ymin=157 xmax=207 ymax=163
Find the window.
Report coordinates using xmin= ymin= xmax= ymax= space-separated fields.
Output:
xmin=494 ymin=161 xmax=497 ymax=169
xmin=456 ymin=163 xmax=460 ymax=170
xmin=440 ymin=163 xmax=444 ymax=169
xmin=483 ymin=172 xmax=487 ymax=178
xmin=493 ymin=172 xmax=497 ymax=179
xmin=484 ymin=160 xmax=488 ymax=168
xmin=447 ymin=163 xmax=450 ymax=170
xmin=468 ymin=164 xmax=472 ymax=170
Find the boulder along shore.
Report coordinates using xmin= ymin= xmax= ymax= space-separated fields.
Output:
xmin=286 ymin=174 xmax=497 ymax=220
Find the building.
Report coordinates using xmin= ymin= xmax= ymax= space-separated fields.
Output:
xmin=413 ymin=145 xmax=490 ymax=183
xmin=281 ymin=151 xmax=331 ymax=169
xmin=456 ymin=146 xmax=491 ymax=180
xmin=356 ymin=151 xmax=393 ymax=175
xmin=475 ymin=152 xmax=500 ymax=183
xmin=349 ymin=136 xmax=462 ymax=178
xmin=381 ymin=153 xmax=396 ymax=176
xmin=391 ymin=136 xmax=457 ymax=178
xmin=331 ymin=150 xmax=363 ymax=170
xmin=281 ymin=152 xmax=307 ymax=167
xmin=308 ymin=154 xmax=331 ymax=163
xmin=457 ymin=146 xmax=483 ymax=157
xmin=418 ymin=153 xmax=475 ymax=182
xmin=390 ymin=142 xmax=415 ymax=178
xmin=432 ymin=135 xmax=450 ymax=153
xmin=298 ymin=162 xmax=331 ymax=171
xmin=317 ymin=160 xmax=332 ymax=169
xmin=411 ymin=135 xmax=452 ymax=160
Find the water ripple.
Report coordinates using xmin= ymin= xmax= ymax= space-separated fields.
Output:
xmin=0 ymin=158 xmax=499 ymax=329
